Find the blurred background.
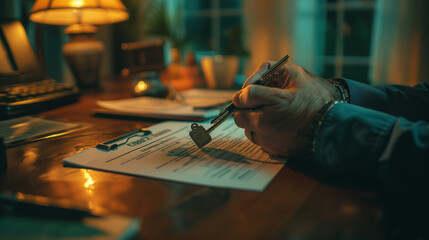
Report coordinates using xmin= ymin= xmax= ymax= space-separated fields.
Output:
xmin=1 ymin=0 xmax=428 ymax=88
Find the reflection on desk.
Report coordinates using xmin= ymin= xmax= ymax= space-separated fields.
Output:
xmin=0 ymin=192 xmax=140 ymax=240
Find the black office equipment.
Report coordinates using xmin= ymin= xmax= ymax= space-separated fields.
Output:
xmin=121 ymin=40 xmax=168 ymax=98
xmin=121 ymin=40 xmax=166 ymax=74
xmin=0 ymin=19 xmax=79 ymax=119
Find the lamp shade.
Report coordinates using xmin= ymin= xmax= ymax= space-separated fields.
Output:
xmin=29 ymin=0 xmax=129 ymax=25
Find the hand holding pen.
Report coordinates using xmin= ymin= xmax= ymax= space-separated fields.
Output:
xmin=189 ymin=54 xmax=290 ymax=148
xmin=233 ymin=60 xmax=339 ymax=157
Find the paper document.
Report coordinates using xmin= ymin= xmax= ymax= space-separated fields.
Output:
xmin=96 ymin=89 xmax=236 ymax=121
xmin=63 ymin=119 xmax=286 ymax=191
xmin=179 ymin=88 xmax=237 ymax=108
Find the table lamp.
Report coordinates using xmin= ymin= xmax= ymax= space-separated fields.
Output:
xmin=29 ymin=0 xmax=129 ymax=89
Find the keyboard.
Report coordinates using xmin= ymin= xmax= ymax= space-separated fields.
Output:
xmin=0 ymin=19 xmax=80 ymax=119
xmin=0 ymin=79 xmax=80 ymax=119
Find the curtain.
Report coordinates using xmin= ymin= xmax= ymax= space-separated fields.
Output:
xmin=370 ymin=0 xmax=429 ymax=86
xmin=243 ymin=0 xmax=325 ymax=76
xmin=291 ymin=0 xmax=325 ymax=75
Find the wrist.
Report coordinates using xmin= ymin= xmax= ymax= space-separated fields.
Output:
xmin=329 ymin=78 xmax=350 ymax=102
xmin=304 ymin=100 xmax=345 ymax=159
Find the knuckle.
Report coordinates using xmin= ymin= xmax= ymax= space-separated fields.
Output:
xmin=244 ymin=85 xmax=254 ymax=96
xmin=232 ymin=90 xmax=242 ymax=105
xmin=241 ymin=86 xmax=255 ymax=103
xmin=245 ymin=85 xmax=262 ymax=97
xmin=233 ymin=112 xmax=245 ymax=128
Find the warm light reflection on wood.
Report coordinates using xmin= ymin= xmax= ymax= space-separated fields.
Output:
xmin=81 ymin=169 xmax=95 ymax=209
xmin=23 ymin=147 xmax=38 ymax=167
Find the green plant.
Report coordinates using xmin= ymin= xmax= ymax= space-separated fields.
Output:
xmin=222 ymin=24 xmax=249 ymax=58
xmin=115 ymin=0 xmax=146 ymax=42
xmin=142 ymin=1 xmax=186 ymax=50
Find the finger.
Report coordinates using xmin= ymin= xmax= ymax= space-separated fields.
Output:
xmin=232 ymin=85 xmax=291 ymax=109
xmin=244 ymin=61 xmax=297 ymax=89
xmin=281 ymin=63 xmax=321 ymax=89
xmin=268 ymin=63 xmax=299 ymax=89
xmin=243 ymin=62 xmax=274 ymax=87
xmin=233 ymin=109 xmax=253 ymax=129
xmin=244 ymin=129 xmax=257 ymax=144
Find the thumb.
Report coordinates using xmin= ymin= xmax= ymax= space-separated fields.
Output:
xmin=243 ymin=61 xmax=275 ymax=87
xmin=233 ymin=85 xmax=289 ymax=108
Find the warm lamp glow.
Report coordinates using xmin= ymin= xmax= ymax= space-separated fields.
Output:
xmin=70 ymin=0 xmax=84 ymax=8
xmin=29 ymin=0 xmax=129 ymax=25
xmin=29 ymin=0 xmax=129 ymax=89
xmin=135 ymin=81 xmax=149 ymax=94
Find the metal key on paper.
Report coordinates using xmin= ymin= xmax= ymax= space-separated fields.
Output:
xmin=189 ymin=123 xmax=212 ymax=148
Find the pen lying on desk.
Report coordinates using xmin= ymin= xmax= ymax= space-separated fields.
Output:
xmin=189 ymin=54 xmax=290 ymax=148
xmin=0 ymin=192 xmax=95 ymax=219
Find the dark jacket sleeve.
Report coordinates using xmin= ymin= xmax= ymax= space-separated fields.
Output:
xmin=314 ymin=102 xmax=428 ymax=180
xmin=314 ymin=80 xmax=429 ymax=236
xmin=315 ymin=79 xmax=429 ymax=178
xmin=344 ymin=79 xmax=429 ymax=121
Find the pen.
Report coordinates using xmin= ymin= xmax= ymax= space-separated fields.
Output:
xmin=166 ymin=82 xmax=186 ymax=103
xmin=210 ymin=54 xmax=290 ymax=125
xmin=0 ymin=192 xmax=95 ymax=219
xmin=96 ymin=128 xmax=152 ymax=150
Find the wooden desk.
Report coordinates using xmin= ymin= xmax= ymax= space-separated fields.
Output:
xmin=0 ymin=80 xmax=385 ymax=239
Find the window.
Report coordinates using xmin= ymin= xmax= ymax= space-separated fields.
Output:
xmin=184 ymin=0 xmax=243 ymax=54
xmin=322 ymin=0 xmax=376 ymax=83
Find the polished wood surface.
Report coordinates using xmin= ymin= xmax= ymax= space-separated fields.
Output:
xmin=0 ymin=79 xmax=385 ymax=239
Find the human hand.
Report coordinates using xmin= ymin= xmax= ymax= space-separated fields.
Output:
xmin=232 ymin=62 xmax=338 ymax=157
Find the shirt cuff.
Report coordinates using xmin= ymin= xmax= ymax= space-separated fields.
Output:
xmin=313 ymin=102 xmax=396 ymax=178
xmin=341 ymin=78 xmax=390 ymax=113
